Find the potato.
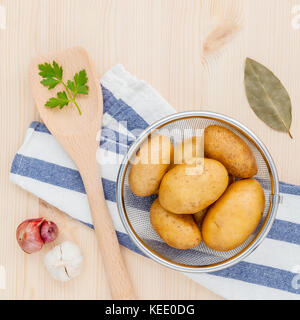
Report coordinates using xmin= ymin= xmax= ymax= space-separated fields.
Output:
xmin=158 ymin=158 xmax=228 ymax=214
xmin=129 ymin=135 xmax=173 ymax=196
xmin=150 ymin=199 xmax=201 ymax=249
xmin=204 ymin=125 xmax=257 ymax=178
xmin=193 ymin=209 xmax=207 ymax=227
xmin=202 ymin=179 xmax=265 ymax=251
xmin=228 ymin=175 xmax=236 ymax=185
xmin=173 ymin=136 xmax=203 ymax=165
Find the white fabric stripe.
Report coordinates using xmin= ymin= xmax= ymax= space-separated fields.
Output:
xmin=102 ymin=112 xmax=135 ymax=138
xmin=9 ymin=173 xmax=126 ymax=234
xmin=277 ymin=193 xmax=300 ymax=224
xmin=101 ymin=65 xmax=175 ymax=124
xmin=22 ymin=127 xmax=35 ymax=145
xmin=10 ymin=173 xmax=93 ymax=225
xmin=244 ymin=238 xmax=300 ymax=273
xmin=97 ymin=148 xmax=125 ymax=182
xmin=18 ymin=128 xmax=124 ymax=183
xmin=19 ymin=130 xmax=78 ymax=170
xmin=184 ymin=272 xmax=300 ymax=300
xmin=17 ymin=128 xmax=124 ymax=184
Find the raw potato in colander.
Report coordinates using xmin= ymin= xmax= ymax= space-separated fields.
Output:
xmin=150 ymin=199 xmax=201 ymax=250
xmin=202 ymin=179 xmax=265 ymax=251
xmin=129 ymin=134 xmax=174 ymax=197
xmin=158 ymin=159 xmax=229 ymax=214
xmin=193 ymin=209 xmax=208 ymax=228
xmin=204 ymin=125 xmax=258 ymax=178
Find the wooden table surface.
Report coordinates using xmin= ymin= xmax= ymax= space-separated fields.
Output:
xmin=1 ymin=0 xmax=299 ymax=300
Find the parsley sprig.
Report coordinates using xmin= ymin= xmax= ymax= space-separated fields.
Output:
xmin=38 ymin=61 xmax=89 ymax=115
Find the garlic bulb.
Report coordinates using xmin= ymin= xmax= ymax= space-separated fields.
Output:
xmin=44 ymin=241 xmax=83 ymax=282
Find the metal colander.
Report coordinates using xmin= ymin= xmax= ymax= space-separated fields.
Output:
xmin=116 ymin=111 xmax=279 ymax=273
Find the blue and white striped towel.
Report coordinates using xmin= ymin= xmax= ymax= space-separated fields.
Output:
xmin=10 ymin=65 xmax=300 ymax=300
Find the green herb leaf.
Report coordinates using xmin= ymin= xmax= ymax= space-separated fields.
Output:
xmin=45 ymin=91 xmax=69 ymax=109
xmin=38 ymin=61 xmax=63 ymax=89
xmin=40 ymin=78 xmax=60 ymax=89
xmin=67 ymin=80 xmax=75 ymax=92
xmin=244 ymin=57 xmax=293 ymax=138
xmin=52 ymin=61 xmax=63 ymax=80
xmin=67 ymin=69 xmax=89 ymax=95
xmin=38 ymin=61 xmax=88 ymax=115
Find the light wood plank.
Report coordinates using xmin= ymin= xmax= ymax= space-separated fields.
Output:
xmin=1 ymin=0 xmax=299 ymax=299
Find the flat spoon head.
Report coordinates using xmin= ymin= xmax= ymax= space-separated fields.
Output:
xmin=29 ymin=47 xmax=102 ymax=141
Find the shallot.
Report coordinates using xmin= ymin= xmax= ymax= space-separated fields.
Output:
xmin=16 ymin=218 xmax=59 ymax=254
xmin=16 ymin=218 xmax=44 ymax=254
xmin=40 ymin=220 xmax=58 ymax=243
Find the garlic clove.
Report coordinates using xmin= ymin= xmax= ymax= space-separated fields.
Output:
xmin=44 ymin=244 xmax=70 ymax=282
xmin=44 ymin=241 xmax=83 ymax=282
xmin=60 ymin=241 xmax=83 ymax=279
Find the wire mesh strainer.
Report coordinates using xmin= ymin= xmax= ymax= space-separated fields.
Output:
xmin=116 ymin=111 xmax=279 ymax=273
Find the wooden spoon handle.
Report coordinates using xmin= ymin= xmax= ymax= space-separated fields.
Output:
xmin=81 ymin=164 xmax=136 ymax=300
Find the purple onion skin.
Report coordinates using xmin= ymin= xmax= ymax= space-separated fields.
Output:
xmin=16 ymin=218 xmax=44 ymax=254
xmin=40 ymin=220 xmax=59 ymax=243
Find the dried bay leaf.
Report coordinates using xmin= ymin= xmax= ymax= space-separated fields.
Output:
xmin=244 ymin=57 xmax=293 ymax=138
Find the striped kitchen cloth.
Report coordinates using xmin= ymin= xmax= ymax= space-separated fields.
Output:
xmin=10 ymin=65 xmax=300 ymax=300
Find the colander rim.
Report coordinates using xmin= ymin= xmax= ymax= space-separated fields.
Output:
xmin=116 ymin=110 xmax=280 ymax=273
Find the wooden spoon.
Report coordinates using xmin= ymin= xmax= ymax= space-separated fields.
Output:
xmin=29 ymin=47 xmax=136 ymax=300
